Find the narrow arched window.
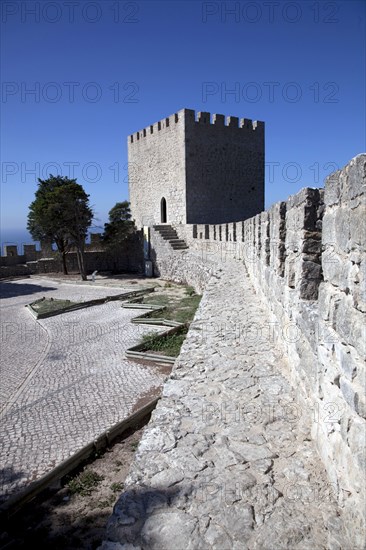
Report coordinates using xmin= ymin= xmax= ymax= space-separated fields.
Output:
xmin=160 ymin=197 xmax=167 ymax=223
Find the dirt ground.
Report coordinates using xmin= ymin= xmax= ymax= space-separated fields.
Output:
xmin=1 ymin=417 xmax=151 ymax=550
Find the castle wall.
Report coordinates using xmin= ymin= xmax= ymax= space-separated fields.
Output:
xmin=167 ymin=154 xmax=365 ymax=545
xmin=0 ymin=232 xmax=144 ymax=278
xmin=128 ymin=110 xmax=187 ymax=228
xmin=184 ymin=110 xmax=264 ymax=224
xmin=149 ymin=227 xmax=215 ymax=294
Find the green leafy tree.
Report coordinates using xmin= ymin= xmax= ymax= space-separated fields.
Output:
xmin=102 ymin=201 xmax=135 ymax=249
xmin=27 ymin=175 xmax=93 ymax=280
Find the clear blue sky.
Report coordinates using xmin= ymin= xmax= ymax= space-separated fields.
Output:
xmin=1 ymin=0 xmax=365 ymax=246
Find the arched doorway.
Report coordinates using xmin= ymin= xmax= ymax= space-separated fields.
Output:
xmin=160 ymin=197 xmax=167 ymax=223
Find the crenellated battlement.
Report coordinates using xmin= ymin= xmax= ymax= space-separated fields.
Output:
xmin=184 ymin=108 xmax=264 ymax=132
xmin=128 ymin=108 xmax=264 ymax=143
xmin=1 ymin=233 xmax=104 ymax=262
xmin=129 ymin=110 xmax=182 ymax=144
xmin=0 ymin=231 xmax=144 ymax=277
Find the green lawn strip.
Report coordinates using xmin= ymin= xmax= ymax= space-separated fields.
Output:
xmin=129 ymin=293 xmax=201 ymax=323
xmin=30 ymin=298 xmax=78 ymax=315
xmin=139 ymin=326 xmax=189 ymax=357
xmin=27 ymin=288 xmax=155 ymax=319
xmin=141 ymin=294 xmax=172 ymax=306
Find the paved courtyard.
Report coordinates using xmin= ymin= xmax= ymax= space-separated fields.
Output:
xmin=0 ymin=277 xmax=166 ymax=502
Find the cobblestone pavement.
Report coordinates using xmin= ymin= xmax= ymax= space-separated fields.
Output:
xmin=0 ymin=278 xmax=166 ymax=501
xmin=102 ymin=261 xmax=347 ymax=549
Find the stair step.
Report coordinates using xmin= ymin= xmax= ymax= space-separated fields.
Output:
xmin=153 ymin=225 xmax=189 ymax=251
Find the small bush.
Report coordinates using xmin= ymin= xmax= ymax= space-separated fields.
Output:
xmin=67 ymin=470 xmax=104 ymax=497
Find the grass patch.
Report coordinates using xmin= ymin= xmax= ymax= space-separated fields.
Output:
xmin=66 ymin=470 xmax=104 ymax=497
xmin=141 ymin=294 xmax=172 ymax=306
xmin=140 ymin=327 xmax=188 ymax=357
xmin=30 ymin=297 xmax=79 ymax=315
xmin=185 ymin=286 xmax=196 ymax=296
xmin=143 ymin=294 xmax=201 ymax=324
xmin=139 ymin=287 xmax=201 ymax=323
xmin=110 ymin=482 xmax=124 ymax=493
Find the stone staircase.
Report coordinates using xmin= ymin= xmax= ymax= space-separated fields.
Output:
xmin=153 ymin=225 xmax=188 ymax=250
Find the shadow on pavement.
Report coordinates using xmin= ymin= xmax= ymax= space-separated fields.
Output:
xmin=0 ymin=282 xmax=57 ymax=299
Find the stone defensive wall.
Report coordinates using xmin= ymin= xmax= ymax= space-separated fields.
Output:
xmin=0 ymin=232 xmax=144 ymax=277
xmin=149 ymin=154 xmax=365 ymax=537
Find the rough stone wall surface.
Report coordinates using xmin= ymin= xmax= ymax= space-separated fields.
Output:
xmin=149 ymin=227 xmax=215 ymax=294
xmin=316 ymin=154 xmax=366 ymax=542
xmin=184 ymin=110 xmax=264 ymax=224
xmin=0 ymin=233 xmax=144 ymax=277
xmin=26 ymin=248 xmax=143 ymax=276
xmin=0 ymin=254 xmax=27 ymax=267
xmin=128 ymin=111 xmax=187 ymax=228
xmin=128 ymin=109 xmax=264 ymax=228
xmin=0 ymin=265 xmax=32 ymax=278
xmin=168 ymin=155 xmax=366 ymax=545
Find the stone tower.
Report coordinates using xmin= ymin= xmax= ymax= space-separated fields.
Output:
xmin=128 ymin=108 xmax=264 ymax=228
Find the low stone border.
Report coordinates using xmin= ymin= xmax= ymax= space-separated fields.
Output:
xmin=125 ymin=324 xmax=187 ymax=365
xmin=26 ymin=288 xmax=155 ymax=319
xmin=123 ymin=303 xmax=179 ymax=327
xmin=123 ymin=295 xmax=190 ymax=364
xmin=0 ymin=397 xmax=160 ymax=518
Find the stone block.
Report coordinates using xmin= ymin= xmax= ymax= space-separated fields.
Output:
xmin=286 ymin=187 xmax=321 ymax=210
xmin=347 ymin=417 xmax=366 ymax=475
xmin=322 ymin=250 xmax=343 ymax=287
xmin=335 ymin=343 xmax=357 ymax=381
xmin=324 ymin=169 xmax=341 ymax=206
xmin=335 ymin=296 xmax=366 ymax=358
xmin=302 ymin=261 xmax=322 ymax=279
xmin=355 ymin=393 xmax=366 ymax=419
xmin=322 ymin=210 xmax=336 ymax=246
xmin=328 ymin=431 xmax=355 ymax=493
xmin=303 ymin=205 xmax=318 ymax=231
xmin=299 ymin=261 xmax=322 ymax=300
xmin=302 ymin=233 xmax=322 ymax=254
xmin=340 ymin=376 xmax=357 ymax=411
xmin=318 ymin=284 xmax=332 ymax=321
xmin=344 ymin=153 xmax=366 ymax=202
xmin=349 ymin=204 xmax=366 ymax=250
xmin=334 ymin=208 xmax=351 ymax=252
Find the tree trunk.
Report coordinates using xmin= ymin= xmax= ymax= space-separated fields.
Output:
xmin=76 ymin=246 xmax=87 ymax=281
xmin=61 ymin=251 xmax=68 ymax=275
